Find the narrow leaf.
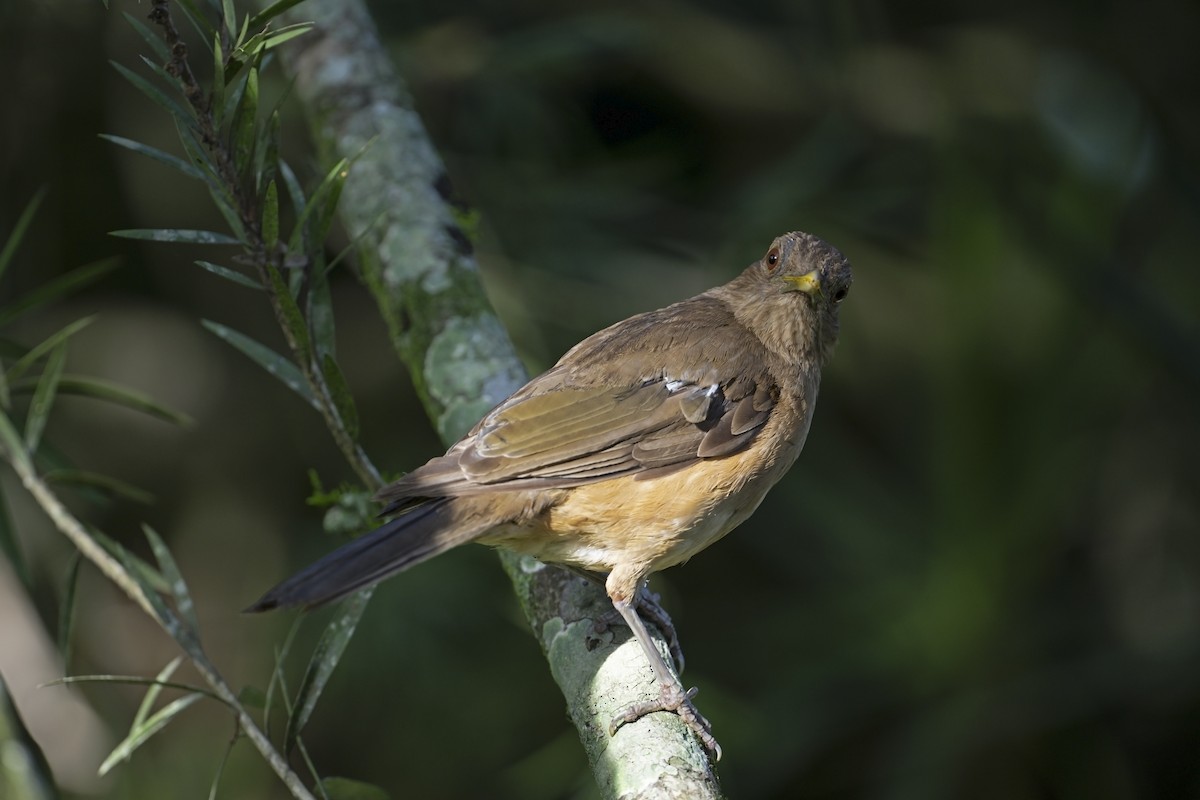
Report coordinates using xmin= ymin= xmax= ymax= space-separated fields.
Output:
xmin=110 ymin=229 xmax=239 ymax=245
xmin=24 ymin=342 xmax=67 ymax=453
xmin=194 ymin=260 xmax=262 ymax=289
xmin=278 ymin=160 xmax=306 ymax=222
xmin=109 ymin=60 xmax=196 ymax=128
xmin=93 ymin=530 xmax=170 ymax=596
xmin=133 ymin=658 xmax=184 ymax=732
xmin=44 ymin=468 xmax=155 ymax=505
xmin=0 ymin=408 xmax=32 ymax=470
xmin=0 ymin=258 xmax=119 ymax=327
xmin=309 ymin=260 xmax=335 ymax=357
xmin=0 ymin=187 xmax=48 ymax=283
xmin=211 ymin=33 xmax=226 ymax=127
xmin=265 ymin=264 xmax=312 ymax=360
xmin=99 ymin=693 xmax=204 ymax=776
xmin=49 ymin=675 xmax=217 ymax=701
xmin=172 ymin=0 xmax=217 ymax=40
xmin=57 ymin=553 xmax=83 ymax=668
xmin=321 ymin=355 xmax=358 ymax=441
xmin=248 ymin=0 xmax=309 ymax=31
xmin=288 ymin=158 xmax=349 ymax=254
xmin=142 ymin=524 xmax=198 ymax=634
xmin=120 ymin=12 xmax=171 ymax=62
xmin=7 ymin=316 xmax=95 ymax=384
xmin=254 ymin=109 xmax=281 ymax=194
xmin=221 ymin=0 xmax=236 ymax=39
xmin=201 ymin=321 xmax=318 ymax=408
xmin=233 ymin=68 xmax=259 ymax=176
xmin=9 ymin=374 xmax=192 ymax=426
xmin=99 ymin=134 xmax=204 ymax=180
xmin=260 ymin=23 xmax=314 ymax=52
xmin=285 ymin=589 xmax=372 ymax=754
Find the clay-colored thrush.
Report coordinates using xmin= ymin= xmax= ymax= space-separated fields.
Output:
xmin=249 ymin=230 xmax=852 ymax=758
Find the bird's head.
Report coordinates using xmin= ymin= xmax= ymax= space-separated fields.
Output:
xmin=720 ymin=231 xmax=853 ymax=367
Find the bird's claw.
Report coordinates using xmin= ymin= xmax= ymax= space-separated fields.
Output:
xmin=609 ymin=684 xmax=722 ymax=761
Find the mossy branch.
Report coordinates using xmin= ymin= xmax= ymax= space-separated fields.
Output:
xmin=261 ymin=1 xmax=724 ymax=796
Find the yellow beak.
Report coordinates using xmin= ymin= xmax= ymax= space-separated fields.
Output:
xmin=783 ymin=270 xmax=821 ymax=296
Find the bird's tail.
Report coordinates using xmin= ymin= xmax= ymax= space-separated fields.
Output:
xmin=246 ymin=499 xmax=494 ymax=612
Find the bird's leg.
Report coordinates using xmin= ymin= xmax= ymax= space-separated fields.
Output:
xmin=569 ymin=567 xmax=685 ymax=673
xmin=606 ymin=595 xmax=721 ymax=760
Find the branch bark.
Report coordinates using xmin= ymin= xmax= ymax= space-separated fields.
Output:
xmin=262 ymin=1 xmax=724 ymax=796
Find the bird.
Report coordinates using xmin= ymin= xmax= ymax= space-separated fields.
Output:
xmin=248 ymin=230 xmax=853 ymax=759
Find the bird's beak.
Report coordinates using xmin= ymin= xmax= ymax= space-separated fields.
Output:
xmin=782 ymin=270 xmax=822 ymax=296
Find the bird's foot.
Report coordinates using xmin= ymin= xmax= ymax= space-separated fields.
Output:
xmin=594 ymin=587 xmax=686 ymax=673
xmin=609 ymin=683 xmax=722 ymax=761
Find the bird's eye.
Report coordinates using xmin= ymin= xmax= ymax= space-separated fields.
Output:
xmin=832 ymin=287 xmax=849 ymax=303
xmin=765 ymin=248 xmax=780 ymax=270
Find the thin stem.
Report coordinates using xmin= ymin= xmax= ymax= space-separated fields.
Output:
xmin=9 ymin=452 xmax=318 ymax=800
xmin=145 ymin=0 xmax=381 ymax=490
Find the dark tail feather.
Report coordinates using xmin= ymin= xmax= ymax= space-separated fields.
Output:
xmin=246 ymin=499 xmax=491 ymax=612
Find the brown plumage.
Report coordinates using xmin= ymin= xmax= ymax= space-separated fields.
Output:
xmin=248 ymin=230 xmax=853 ymax=758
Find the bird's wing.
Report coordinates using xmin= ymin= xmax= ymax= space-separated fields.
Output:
xmin=376 ymin=295 xmax=780 ymax=508
xmin=378 ymin=368 xmax=779 ymax=509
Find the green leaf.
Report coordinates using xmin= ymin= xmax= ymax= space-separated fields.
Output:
xmin=288 ymin=157 xmax=350 ymax=254
xmin=172 ymin=0 xmax=217 ymax=41
xmin=259 ymin=23 xmax=314 ymax=52
xmin=0 ymin=187 xmax=47 ymax=284
xmin=120 ymin=12 xmax=172 ymax=63
xmin=201 ymin=321 xmax=318 ymax=409
xmin=93 ymin=530 xmax=170 ymax=596
xmin=265 ymin=264 xmax=312 ymax=360
xmin=142 ymin=524 xmax=199 ymax=634
xmin=278 ymin=160 xmax=307 ymax=222
xmin=0 ymin=258 xmax=119 ymax=327
xmin=237 ymin=685 xmax=267 ymax=709
xmin=58 ymin=552 xmax=83 ymax=668
xmin=110 ymin=60 xmax=196 ymax=128
xmin=263 ymin=180 xmax=279 ymax=253
xmin=0 ymin=487 xmax=30 ymax=590
xmin=321 ymin=777 xmax=392 ymax=800
xmin=0 ymin=408 xmax=31 ymax=470
xmin=44 ymin=468 xmax=154 ymax=505
xmin=134 ymin=658 xmax=183 ymax=732
xmin=248 ymin=0 xmax=310 ymax=31
xmin=221 ymin=0 xmax=236 ymax=39
xmin=8 ymin=374 xmax=192 ymax=426
xmin=110 ymin=229 xmax=240 ymax=245
xmin=285 ymin=589 xmax=372 ymax=755
xmin=194 ymin=260 xmax=262 ymax=289
xmin=99 ymin=134 xmax=205 ymax=180
xmin=211 ymin=33 xmax=226 ymax=127
xmin=321 ymin=354 xmax=359 ymax=441
xmin=7 ymin=316 xmax=95 ymax=384
xmin=99 ymin=692 xmax=204 ymax=776
xmin=49 ymin=674 xmax=216 ymax=699
xmin=233 ymin=68 xmax=259 ymax=177
xmin=24 ymin=341 xmax=67 ymax=453
xmin=309 ymin=259 xmax=335 ymax=357
xmin=222 ymin=47 xmax=253 ymax=106
xmin=255 ymin=109 xmax=281 ymax=194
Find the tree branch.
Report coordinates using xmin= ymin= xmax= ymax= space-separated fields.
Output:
xmin=262 ymin=1 xmax=724 ymax=796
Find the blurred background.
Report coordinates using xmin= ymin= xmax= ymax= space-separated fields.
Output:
xmin=1 ymin=0 xmax=1199 ymax=798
